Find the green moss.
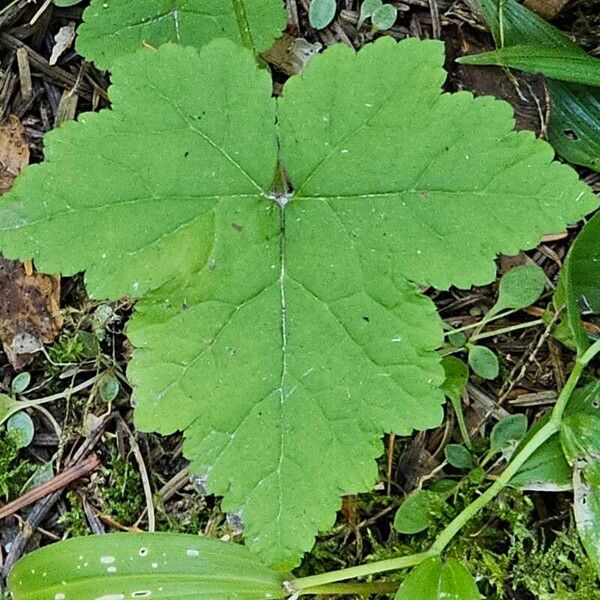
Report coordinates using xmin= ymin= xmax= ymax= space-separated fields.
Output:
xmin=100 ymin=446 xmax=144 ymax=525
xmin=0 ymin=429 xmax=33 ymax=500
xmin=300 ymin=482 xmax=599 ymax=599
xmin=58 ymin=491 xmax=90 ymax=537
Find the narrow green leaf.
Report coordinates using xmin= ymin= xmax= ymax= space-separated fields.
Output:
xmin=394 ymin=490 xmax=437 ymax=534
xmin=473 ymin=0 xmax=600 ymax=172
xmin=77 ymin=0 xmax=288 ymax=69
xmin=308 ymin=0 xmax=336 ymax=29
xmin=358 ymin=0 xmax=383 ymax=28
xmin=458 ymin=45 xmax=600 ymax=88
xmin=395 ymin=557 xmax=480 ymax=599
xmin=371 ymin=4 xmax=397 ymax=30
xmin=559 ymin=382 xmax=600 ymax=570
xmin=573 ymin=459 xmax=600 ymax=570
xmin=491 ymin=414 xmax=528 ymax=453
xmin=564 ymin=212 xmax=600 ymax=314
xmin=557 ymin=212 xmax=600 ymax=355
xmin=492 ymin=264 xmax=546 ymax=315
xmin=546 ymin=80 xmax=600 ymax=172
xmin=468 ymin=345 xmax=499 ymax=379
xmin=445 ymin=444 xmax=474 ymax=469
xmin=6 ymin=412 xmax=34 ymax=449
xmin=8 ymin=533 xmax=287 ymax=600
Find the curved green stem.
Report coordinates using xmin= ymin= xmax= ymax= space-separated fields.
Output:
xmin=290 ymin=337 xmax=600 ymax=594
xmin=289 ymin=552 xmax=432 ymax=593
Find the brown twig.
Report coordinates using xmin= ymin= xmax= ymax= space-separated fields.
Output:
xmin=0 ymin=454 xmax=100 ymax=521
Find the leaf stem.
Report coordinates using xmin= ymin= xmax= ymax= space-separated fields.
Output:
xmin=298 ymin=581 xmax=399 ymax=595
xmin=289 ymin=552 xmax=432 ymax=593
xmin=1 ymin=376 xmax=99 ymax=426
xmin=469 ymin=318 xmax=544 ymax=342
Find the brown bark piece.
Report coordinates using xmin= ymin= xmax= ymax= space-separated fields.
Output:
xmin=525 ymin=0 xmax=570 ymax=19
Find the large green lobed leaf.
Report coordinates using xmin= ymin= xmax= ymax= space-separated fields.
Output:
xmin=0 ymin=37 xmax=596 ymax=568
xmin=76 ymin=0 xmax=287 ymax=69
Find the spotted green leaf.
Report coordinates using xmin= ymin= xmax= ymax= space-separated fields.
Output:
xmin=8 ymin=533 xmax=287 ymax=600
xmin=0 ymin=37 xmax=596 ymax=568
xmin=76 ymin=0 xmax=287 ymax=69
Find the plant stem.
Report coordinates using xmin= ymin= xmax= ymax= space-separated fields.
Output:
xmin=431 ymin=418 xmax=557 ymax=553
xmin=443 ymin=309 xmax=517 ymax=336
xmin=470 ymin=318 xmax=543 ymax=342
xmin=1 ymin=376 xmax=99 ymax=426
xmin=299 ymin=581 xmax=399 ymax=595
xmin=289 ymin=552 xmax=432 ymax=593
xmin=290 ymin=339 xmax=600 ymax=593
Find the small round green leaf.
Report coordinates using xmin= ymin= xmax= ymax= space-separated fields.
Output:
xmin=394 ymin=489 xmax=436 ymax=534
xmin=468 ymin=345 xmax=499 ymax=379
xmin=6 ymin=411 xmax=34 ymax=449
xmin=448 ymin=330 xmax=467 ymax=347
xmin=309 ymin=0 xmax=337 ymax=29
xmin=371 ymin=4 xmax=397 ymax=30
xmin=53 ymin=0 xmax=84 ymax=6
xmin=445 ymin=444 xmax=474 ymax=469
xmin=358 ymin=0 xmax=383 ymax=27
xmin=494 ymin=264 xmax=546 ymax=313
xmin=98 ymin=373 xmax=120 ymax=403
xmin=11 ymin=372 xmax=31 ymax=395
xmin=491 ymin=413 xmax=528 ymax=453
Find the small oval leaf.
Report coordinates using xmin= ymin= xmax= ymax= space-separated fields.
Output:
xmin=8 ymin=533 xmax=287 ymax=600
xmin=491 ymin=414 xmax=528 ymax=453
xmin=309 ymin=0 xmax=337 ymax=29
xmin=468 ymin=345 xmax=499 ymax=379
xmin=394 ymin=490 xmax=436 ymax=535
xmin=6 ymin=411 xmax=34 ymax=449
xmin=494 ymin=264 xmax=546 ymax=314
xmin=11 ymin=372 xmax=31 ymax=395
xmin=445 ymin=444 xmax=474 ymax=470
xmin=358 ymin=0 xmax=383 ymax=27
xmin=371 ymin=4 xmax=397 ymax=30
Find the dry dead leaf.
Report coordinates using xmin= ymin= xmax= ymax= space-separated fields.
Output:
xmin=0 ymin=258 xmax=63 ymax=369
xmin=0 ymin=115 xmax=62 ymax=368
xmin=0 ymin=115 xmax=29 ymax=194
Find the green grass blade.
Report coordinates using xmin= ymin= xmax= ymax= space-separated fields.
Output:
xmin=458 ymin=45 xmax=600 ymax=87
